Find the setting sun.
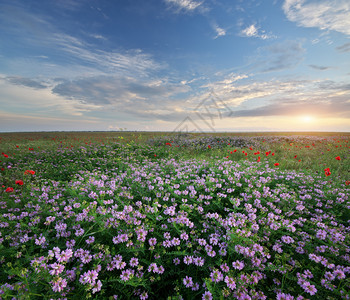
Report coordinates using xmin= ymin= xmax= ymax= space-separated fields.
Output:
xmin=300 ymin=115 xmax=314 ymax=122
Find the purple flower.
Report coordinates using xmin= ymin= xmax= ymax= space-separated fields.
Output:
xmin=49 ymin=263 xmax=65 ymax=276
xmin=281 ymin=235 xmax=294 ymax=244
xmin=50 ymin=277 xmax=67 ymax=293
xmin=183 ymin=276 xmax=193 ymax=288
xmin=79 ymin=270 xmax=98 ymax=285
xmin=232 ymin=260 xmax=244 ymax=270
xmin=148 ymin=237 xmax=157 ymax=246
xmin=92 ymin=279 xmax=102 ymax=294
xmin=184 ymin=256 xmax=193 ymax=265
xmin=120 ymin=269 xmax=134 ymax=281
xmin=86 ymin=236 xmax=95 ymax=244
xmin=210 ymin=269 xmax=223 ymax=283
xmin=202 ymin=291 xmax=212 ymax=300
xmin=224 ymin=276 xmax=236 ymax=290
xmin=130 ymin=257 xmax=139 ymax=267
xmin=173 ymin=257 xmax=180 ymax=265
xmin=302 ymin=281 xmax=317 ymax=295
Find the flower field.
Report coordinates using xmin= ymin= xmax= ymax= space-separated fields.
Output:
xmin=0 ymin=132 xmax=349 ymax=299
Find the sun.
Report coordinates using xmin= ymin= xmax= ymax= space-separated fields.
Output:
xmin=300 ymin=115 xmax=314 ymax=122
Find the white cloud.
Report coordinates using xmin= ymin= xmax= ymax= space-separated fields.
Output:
xmin=241 ymin=24 xmax=258 ymax=37
xmin=164 ymin=0 xmax=206 ymax=13
xmin=283 ymin=0 xmax=350 ymax=35
xmin=240 ymin=24 xmax=275 ymax=39
xmin=213 ymin=24 xmax=226 ymax=39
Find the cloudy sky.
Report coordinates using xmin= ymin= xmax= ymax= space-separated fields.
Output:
xmin=0 ymin=0 xmax=349 ymax=132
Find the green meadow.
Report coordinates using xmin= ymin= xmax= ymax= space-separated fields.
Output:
xmin=0 ymin=132 xmax=349 ymax=299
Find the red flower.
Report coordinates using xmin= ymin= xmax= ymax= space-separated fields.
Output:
xmin=335 ymin=156 xmax=341 ymax=160
xmin=324 ymin=168 xmax=331 ymax=176
xmin=249 ymin=147 xmax=253 ymax=150
xmin=257 ymin=157 xmax=261 ymax=162
xmin=345 ymin=180 xmax=350 ymax=186
xmin=5 ymin=187 xmax=14 ymax=192
xmin=208 ymin=145 xmax=211 ymax=149
xmin=15 ymin=180 xmax=24 ymax=185
xmin=233 ymin=149 xmax=237 ymax=152
xmin=294 ymin=155 xmax=297 ymax=159
xmin=3 ymin=154 xmax=8 ymax=158
xmin=274 ymin=163 xmax=279 ymax=166
xmin=16 ymin=145 xmax=19 ymax=148
xmin=165 ymin=142 xmax=172 ymax=146
xmin=24 ymin=170 xmax=35 ymax=175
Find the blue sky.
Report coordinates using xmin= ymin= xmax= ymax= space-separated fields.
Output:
xmin=0 ymin=0 xmax=349 ymax=132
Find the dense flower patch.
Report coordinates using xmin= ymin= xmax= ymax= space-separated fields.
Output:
xmin=0 ymin=137 xmax=349 ymax=299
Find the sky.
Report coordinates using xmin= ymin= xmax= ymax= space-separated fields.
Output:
xmin=0 ymin=0 xmax=350 ymax=132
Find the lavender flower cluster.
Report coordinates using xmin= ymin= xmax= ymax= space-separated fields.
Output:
xmin=0 ymin=144 xmax=349 ymax=299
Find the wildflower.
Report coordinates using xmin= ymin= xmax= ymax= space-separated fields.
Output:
xmin=5 ymin=187 xmax=14 ymax=192
xmin=324 ymin=168 xmax=331 ymax=176
xmin=184 ymin=256 xmax=193 ymax=265
xmin=49 ymin=263 xmax=65 ymax=276
xmin=202 ymin=291 xmax=213 ymax=300
xmin=92 ymin=280 xmax=102 ymax=294
xmin=210 ymin=269 xmax=223 ymax=283
xmin=232 ymin=260 xmax=244 ymax=270
xmin=302 ymin=281 xmax=317 ymax=295
xmin=224 ymin=276 xmax=236 ymax=290
xmin=335 ymin=156 xmax=341 ymax=160
xmin=130 ymin=257 xmax=139 ymax=267
xmin=15 ymin=180 xmax=24 ymax=185
xmin=274 ymin=163 xmax=279 ymax=166
xmin=50 ymin=277 xmax=67 ymax=293
xmin=183 ymin=276 xmax=194 ymax=288
xmin=80 ymin=270 xmax=98 ymax=285
xmin=24 ymin=170 xmax=35 ymax=175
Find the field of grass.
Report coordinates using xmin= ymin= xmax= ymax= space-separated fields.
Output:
xmin=0 ymin=131 xmax=349 ymax=299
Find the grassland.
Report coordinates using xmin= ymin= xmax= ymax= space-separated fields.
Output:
xmin=0 ymin=131 xmax=349 ymax=299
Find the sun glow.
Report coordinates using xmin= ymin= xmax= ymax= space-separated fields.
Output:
xmin=300 ymin=115 xmax=314 ymax=122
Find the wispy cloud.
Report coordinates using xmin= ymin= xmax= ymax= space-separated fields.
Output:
xmin=164 ymin=0 xmax=207 ymax=13
xmin=213 ymin=24 xmax=226 ymax=39
xmin=4 ymin=76 xmax=48 ymax=89
xmin=308 ymin=64 xmax=331 ymax=70
xmin=336 ymin=42 xmax=350 ymax=53
xmin=240 ymin=24 xmax=275 ymax=40
xmin=262 ymin=41 xmax=305 ymax=72
xmin=283 ymin=0 xmax=350 ymax=36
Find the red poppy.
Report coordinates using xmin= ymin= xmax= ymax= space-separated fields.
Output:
xmin=274 ymin=163 xmax=279 ymax=166
xmin=324 ymin=168 xmax=331 ymax=176
xmin=3 ymin=154 xmax=8 ymax=158
xmin=335 ymin=156 xmax=341 ymax=160
xmin=257 ymin=157 xmax=261 ymax=162
xmin=15 ymin=180 xmax=24 ymax=185
xmin=233 ymin=149 xmax=237 ymax=152
xmin=294 ymin=155 xmax=297 ymax=159
xmin=154 ymin=154 xmax=157 ymax=157
xmin=5 ymin=187 xmax=14 ymax=192
xmin=271 ymin=153 xmax=275 ymax=156
xmin=230 ymin=151 xmax=233 ymax=154
xmin=24 ymin=170 xmax=35 ymax=175
xmin=16 ymin=145 xmax=19 ymax=148
xmin=208 ymin=145 xmax=211 ymax=149
xmin=249 ymin=147 xmax=253 ymax=150
xmin=345 ymin=180 xmax=350 ymax=186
